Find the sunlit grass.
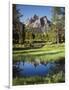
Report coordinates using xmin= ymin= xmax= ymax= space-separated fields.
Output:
xmin=13 ymin=43 xmax=64 ymax=54
xmin=13 ymin=43 xmax=65 ymax=62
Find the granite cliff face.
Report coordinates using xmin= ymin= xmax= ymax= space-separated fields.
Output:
xmin=25 ymin=14 xmax=51 ymax=33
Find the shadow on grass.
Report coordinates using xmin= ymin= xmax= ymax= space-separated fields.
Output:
xmin=13 ymin=46 xmax=42 ymax=50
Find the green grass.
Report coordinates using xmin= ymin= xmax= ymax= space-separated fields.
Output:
xmin=13 ymin=43 xmax=65 ymax=62
xmin=13 ymin=43 xmax=65 ymax=85
xmin=13 ymin=43 xmax=64 ymax=54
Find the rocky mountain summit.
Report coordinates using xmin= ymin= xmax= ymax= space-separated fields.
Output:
xmin=25 ymin=14 xmax=51 ymax=33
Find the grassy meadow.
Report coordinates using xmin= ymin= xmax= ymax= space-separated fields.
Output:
xmin=13 ymin=43 xmax=65 ymax=62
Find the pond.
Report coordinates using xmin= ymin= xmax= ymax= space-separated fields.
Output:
xmin=13 ymin=61 xmax=57 ymax=78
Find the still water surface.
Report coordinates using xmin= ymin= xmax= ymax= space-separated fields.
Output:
xmin=13 ymin=61 xmax=56 ymax=77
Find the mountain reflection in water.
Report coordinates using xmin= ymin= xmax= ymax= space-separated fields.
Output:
xmin=13 ymin=61 xmax=56 ymax=78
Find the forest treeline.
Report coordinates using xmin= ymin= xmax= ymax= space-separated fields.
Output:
xmin=13 ymin=4 xmax=65 ymax=47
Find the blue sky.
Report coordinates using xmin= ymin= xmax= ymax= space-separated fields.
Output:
xmin=16 ymin=4 xmax=53 ymax=23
